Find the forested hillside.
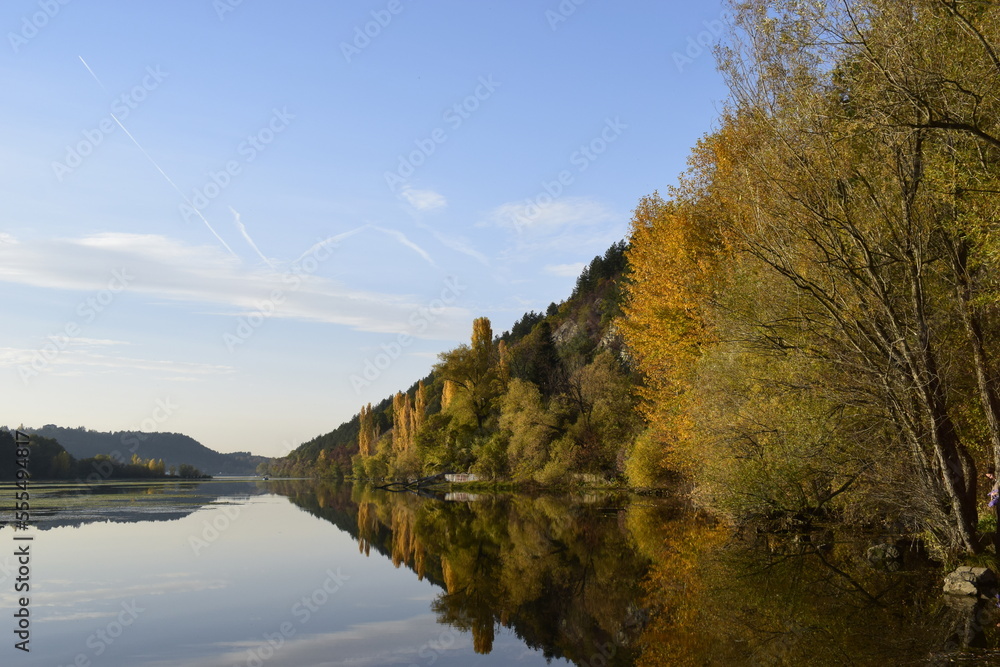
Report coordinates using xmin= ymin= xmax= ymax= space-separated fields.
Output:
xmin=269 ymin=0 xmax=1000 ymax=558
xmin=29 ymin=425 xmax=266 ymax=475
xmin=0 ymin=428 xmax=208 ymax=480
xmin=266 ymin=241 xmax=638 ymax=482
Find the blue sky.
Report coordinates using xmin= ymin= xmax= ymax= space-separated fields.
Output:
xmin=0 ymin=0 xmax=729 ymax=457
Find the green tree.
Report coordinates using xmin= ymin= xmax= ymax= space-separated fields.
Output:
xmin=436 ymin=317 xmax=503 ymax=430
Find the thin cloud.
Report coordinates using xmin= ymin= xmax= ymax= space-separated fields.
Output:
xmin=0 ymin=233 xmax=467 ymax=340
xmin=545 ymin=263 xmax=586 ymax=277
xmin=421 ymin=225 xmax=490 ymax=266
xmin=230 ymin=207 xmax=275 ymax=269
xmin=400 ymin=187 xmax=447 ymax=211
xmin=78 ymin=56 xmax=237 ymax=258
xmin=294 ymin=226 xmax=368 ymax=264
xmin=371 ymin=226 xmax=437 ymax=267
xmin=0 ymin=345 xmax=235 ymax=380
xmin=487 ymin=196 xmax=617 ymax=232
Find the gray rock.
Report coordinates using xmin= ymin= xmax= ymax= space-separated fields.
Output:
xmin=552 ymin=320 xmax=578 ymax=346
xmin=943 ymin=566 xmax=998 ymax=596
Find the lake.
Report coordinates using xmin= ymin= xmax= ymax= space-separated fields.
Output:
xmin=1 ymin=479 xmax=997 ymax=665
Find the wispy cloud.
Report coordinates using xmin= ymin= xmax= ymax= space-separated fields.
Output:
xmin=294 ymin=227 xmax=367 ymax=264
xmin=421 ymin=226 xmax=490 ymax=266
xmin=0 ymin=233 xmax=467 ymax=339
xmin=77 ymin=56 xmax=237 ymax=258
xmin=0 ymin=341 xmax=234 ymax=381
xmin=371 ymin=226 xmax=437 ymax=267
xmin=230 ymin=207 xmax=275 ymax=269
xmin=544 ymin=263 xmax=585 ymax=278
xmin=400 ymin=187 xmax=447 ymax=211
xmin=486 ymin=197 xmax=617 ymax=233
xmin=139 ymin=614 xmax=473 ymax=667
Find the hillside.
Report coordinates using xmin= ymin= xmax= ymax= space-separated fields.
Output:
xmin=28 ymin=426 xmax=268 ymax=476
xmin=267 ymin=240 xmax=633 ymax=479
xmin=0 ymin=428 xmax=208 ymax=481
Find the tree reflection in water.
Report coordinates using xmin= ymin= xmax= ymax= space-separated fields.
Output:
xmin=269 ymin=480 xmax=1000 ymax=666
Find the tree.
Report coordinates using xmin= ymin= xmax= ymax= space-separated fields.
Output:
xmin=566 ymin=351 xmax=639 ymax=475
xmin=414 ymin=381 xmax=427 ymax=433
xmin=698 ymin=0 xmax=1000 ymax=552
xmin=358 ymin=403 xmax=377 ymax=457
xmin=500 ymin=379 xmax=562 ymax=482
xmin=392 ymin=392 xmax=415 ymax=453
xmin=435 ymin=317 xmax=503 ymax=430
xmin=620 ymin=193 xmax=717 ymax=478
xmin=441 ymin=380 xmax=457 ymax=410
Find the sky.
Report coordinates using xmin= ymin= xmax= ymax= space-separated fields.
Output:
xmin=0 ymin=0 xmax=729 ymax=457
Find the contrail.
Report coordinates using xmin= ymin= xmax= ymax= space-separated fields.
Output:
xmin=419 ymin=223 xmax=490 ymax=266
xmin=230 ymin=207 xmax=274 ymax=269
xmin=295 ymin=226 xmax=367 ymax=264
xmin=79 ymin=57 xmax=237 ymax=258
xmin=372 ymin=226 xmax=437 ymax=267
xmin=78 ymin=56 xmax=106 ymax=91
xmin=109 ymin=114 xmax=237 ymax=256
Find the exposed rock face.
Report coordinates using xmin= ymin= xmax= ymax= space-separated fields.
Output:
xmin=552 ymin=320 xmax=579 ymax=346
xmin=943 ymin=566 xmax=998 ymax=596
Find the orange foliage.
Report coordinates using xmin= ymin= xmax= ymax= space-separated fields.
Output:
xmin=620 ymin=193 xmax=718 ymax=471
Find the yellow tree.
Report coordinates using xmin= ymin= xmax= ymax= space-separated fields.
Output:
xmin=414 ymin=381 xmax=427 ymax=434
xmin=441 ymin=380 xmax=457 ymax=410
xmin=358 ymin=403 xmax=376 ymax=457
xmin=392 ymin=392 xmax=413 ymax=452
xmin=704 ymin=0 xmax=1000 ymax=551
xmin=497 ymin=340 xmax=510 ymax=392
xmin=620 ymin=192 xmax=718 ymax=478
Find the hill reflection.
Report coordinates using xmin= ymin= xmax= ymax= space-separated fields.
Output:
xmin=271 ymin=480 xmax=1000 ymax=666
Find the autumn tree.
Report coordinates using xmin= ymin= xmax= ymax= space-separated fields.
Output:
xmin=620 ymin=192 xmax=718 ymax=482
xmin=441 ymin=380 xmax=457 ymax=410
xmin=358 ymin=403 xmax=377 ymax=457
xmin=698 ymin=0 xmax=1000 ymax=551
xmin=392 ymin=392 xmax=413 ymax=453
xmin=499 ymin=379 xmax=561 ymax=482
xmin=436 ymin=317 xmax=503 ymax=430
xmin=414 ymin=381 xmax=427 ymax=433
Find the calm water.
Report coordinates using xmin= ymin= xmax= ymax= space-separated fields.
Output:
xmin=0 ymin=479 xmax=996 ymax=666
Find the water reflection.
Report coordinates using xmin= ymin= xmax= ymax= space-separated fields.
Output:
xmin=273 ymin=481 xmax=654 ymax=665
xmin=273 ymin=481 xmax=1000 ymax=666
xmin=1 ymin=479 xmax=996 ymax=665
xmin=0 ymin=479 xmax=267 ymax=528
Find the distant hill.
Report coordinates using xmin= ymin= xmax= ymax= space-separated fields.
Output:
xmin=28 ymin=426 xmax=269 ymax=476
